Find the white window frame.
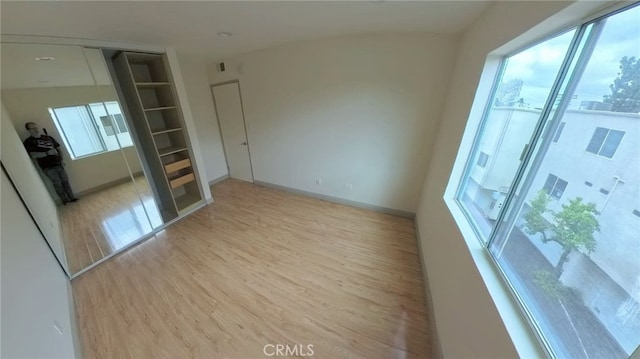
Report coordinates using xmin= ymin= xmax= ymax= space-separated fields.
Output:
xmin=552 ymin=122 xmax=566 ymax=143
xmin=443 ymin=50 xmax=547 ymax=357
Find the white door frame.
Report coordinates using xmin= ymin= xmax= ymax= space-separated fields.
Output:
xmin=210 ymin=80 xmax=255 ymax=182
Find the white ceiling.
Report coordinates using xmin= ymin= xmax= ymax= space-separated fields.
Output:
xmin=1 ymin=1 xmax=490 ymax=62
xmin=1 ymin=44 xmax=113 ymax=89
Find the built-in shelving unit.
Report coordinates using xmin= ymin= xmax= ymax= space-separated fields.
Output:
xmin=112 ymin=52 xmax=203 ymax=219
xmin=135 ymin=82 xmax=171 ymax=88
xmin=144 ymin=106 xmax=176 ymax=112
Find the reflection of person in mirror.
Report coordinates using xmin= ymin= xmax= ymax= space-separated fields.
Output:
xmin=23 ymin=122 xmax=78 ymax=205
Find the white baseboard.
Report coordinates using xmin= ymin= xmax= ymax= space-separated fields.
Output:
xmin=76 ymin=171 xmax=144 ymax=198
xmin=67 ymin=282 xmax=82 ymax=359
xmin=208 ymin=174 xmax=230 ymax=187
xmin=253 ymin=180 xmax=415 ymax=219
xmin=415 ymin=221 xmax=444 ymax=359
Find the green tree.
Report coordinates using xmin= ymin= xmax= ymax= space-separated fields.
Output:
xmin=603 ymin=56 xmax=640 ymax=113
xmin=523 ymin=191 xmax=600 ymax=277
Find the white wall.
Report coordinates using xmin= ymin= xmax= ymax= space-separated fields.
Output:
xmin=1 ymin=85 xmax=143 ymax=194
xmin=0 ymin=170 xmax=77 ymax=359
xmin=414 ymin=1 xmax=613 ymax=358
xmin=208 ymin=33 xmax=459 ymax=213
xmin=1 ymin=102 xmax=67 ymax=268
xmin=177 ymin=53 xmax=229 ymax=183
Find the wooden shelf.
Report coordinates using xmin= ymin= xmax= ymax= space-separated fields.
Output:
xmin=126 ymin=52 xmax=166 ymax=64
xmin=169 ymin=172 xmax=195 ymax=189
xmin=164 ymin=158 xmax=191 ymax=174
xmin=158 ymin=146 xmax=188 ymax=157
xmin=152 ymin=128 xmax=182 ymax=135
xmin=144 ymin=106 xmax=176 ymax=112
xmin=136 ymin=82 xmax=170 ymax=87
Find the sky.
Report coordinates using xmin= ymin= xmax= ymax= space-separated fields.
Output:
xmin=501 ymin=4 xmax=640 ymax=110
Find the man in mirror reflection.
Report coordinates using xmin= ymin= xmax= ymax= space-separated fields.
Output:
xmin=23 ymin=121 xmax=78 ymax=204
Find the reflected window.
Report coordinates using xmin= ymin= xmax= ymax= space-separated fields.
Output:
xmin=49 ymin=101 xmax=133 ymax=159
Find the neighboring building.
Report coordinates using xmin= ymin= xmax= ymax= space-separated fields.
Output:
xmin=464 ymin=107 xmax=640 ymax=354
xmin=529 ymin=109 xmax=640 ymax=353
xmin=465 ymin=107 xmax=540 ymax=221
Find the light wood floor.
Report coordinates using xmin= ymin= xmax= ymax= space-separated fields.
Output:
xmin=72 ymin=179 xmax=432 ymax=358
xmin=61 ymin=176 xmax=163 ymax=274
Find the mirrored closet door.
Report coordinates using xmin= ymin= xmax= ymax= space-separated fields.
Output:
xmin=0 ymin=42 xmax=162 ymax=275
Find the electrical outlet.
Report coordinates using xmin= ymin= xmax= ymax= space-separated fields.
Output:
xmin=344 ymin=184 xmax=353 ymax=190
xmin=316 ymin=178 xmax=322 ymax=185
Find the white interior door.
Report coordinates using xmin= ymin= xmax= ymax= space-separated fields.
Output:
xmin=212 ymin=82 xmax=254 ymax=182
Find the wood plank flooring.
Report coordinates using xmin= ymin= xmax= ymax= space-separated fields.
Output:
xmin=72 ymin=179 xmax=432 ymax=358
xmin=61 ymin=176 xmax=163 ymax=274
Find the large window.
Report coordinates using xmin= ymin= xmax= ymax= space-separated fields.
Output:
xmin=49 ymin=101 xmax=133 ymax=159
xmin=455 ymin=4 xmax=640 ymax=358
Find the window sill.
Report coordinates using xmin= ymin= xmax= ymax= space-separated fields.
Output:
xmin=444 ymin=195 xmax=548 ymax=359
xmin=70 ymin=145 xmax=134 ymax=161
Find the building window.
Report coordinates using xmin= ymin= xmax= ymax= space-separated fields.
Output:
xmin=49 ymin=101 xmax=133 ymax=159
xmin=453 ymin=4 xmax=640 ymax=358
xmin=100 ymin=114 xmax=128 ymax=136
xmin=542 ymin=174 xmax=568 ymax=200
xmin=553 ymin=122 xmax=566 ymax=143
xmin=477 ymin=152 xmax=489 ymax=168
xmin=586 ymin=127 xmax=625 ymax=158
